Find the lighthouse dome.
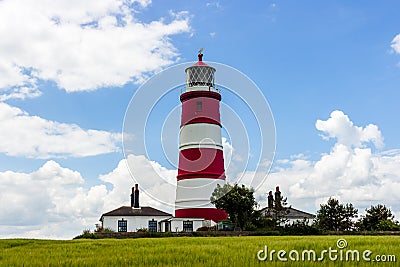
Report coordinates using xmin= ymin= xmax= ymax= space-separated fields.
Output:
xmin=185 ymin=51 xmax=216 ymax=90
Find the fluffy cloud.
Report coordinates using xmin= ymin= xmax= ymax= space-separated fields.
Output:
xmin=257 ymin=110 xmax=400 ymax=218
xmin=0 ymin=154 xmax=176 ymax=239
xmin=100 ymin=154 xmax=177 ymax=212
xmin=0 ymin=0 xmax=190 ymax=95
xmin=0 ymin=160 xmax=107 ymax=238
xmin=0 ymin=102 xmax=121 ymax=158
xmin=391 ymin=34 xmax=400 ymax=55
xmin=316 ymin=110 xmax=383 ymax=149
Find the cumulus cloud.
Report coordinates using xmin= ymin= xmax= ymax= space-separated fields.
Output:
xmin=0 ymin=102 xmax=121 ymax=158
xmin=391 ymin=34 xmax=400 ymax=55
xmin=0 ymin=0 xmax=191 ymax=95
xmin=316 ymin=110 xmax=384 ymax=149
xmin=0 ymin=85 xmax=42 ymax=101
xmin=0 ymin=160 xmax=107 ymax=238
xmin=100 ymin=154 xmax=177 ymax=212
xmin=0 ymin=154 xmax=176 ymax=239
xmin=256 ymin=110 xmax=400 ymax=219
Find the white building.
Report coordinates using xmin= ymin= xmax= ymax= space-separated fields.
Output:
xmin=100 ymin=206 xmax=172 ymax=232
xmin=99 ymin=184 xmax=212 ymax=232
xmin=159 ymin=217 xmax=208 ymax=233
xmin=260 ymin=207 xmax=315 ymax=226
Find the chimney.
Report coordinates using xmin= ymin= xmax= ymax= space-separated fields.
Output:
xmin=134 ymin=184 xmax=139 ymax=208
xmin=130 ymin=187 xmax=135 ymax=207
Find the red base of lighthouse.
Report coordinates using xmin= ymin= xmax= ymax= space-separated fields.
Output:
xmin=175 ymin=208 xmax=228 ymax=223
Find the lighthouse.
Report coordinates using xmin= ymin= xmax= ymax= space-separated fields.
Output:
xmin=175 ymin=50 xmax=228 ymax=222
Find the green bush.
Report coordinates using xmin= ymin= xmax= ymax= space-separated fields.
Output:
xmin=376 ymin=220 xmax=400 ymax=231
xmin=74 ymin=229 xmax=98 ymax=239
xmin=243 ymin=222 xmax=257 ymax=231
xmin=282 ymin=220 xmax=321 ymax=235
xmin=95 ymin=227 xmax=114 ymax=233
xmin=196 ymin=226 xmax=212 ymax=231
xmin=249 ymin=230 xmax=281 ymax=236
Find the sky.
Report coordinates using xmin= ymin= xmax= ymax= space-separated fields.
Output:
xmin=1 ymin=0 xmax=400 ymax=239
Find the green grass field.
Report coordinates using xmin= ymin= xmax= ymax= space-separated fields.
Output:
xmin=1 ymin=236 xmax=399 ymax=266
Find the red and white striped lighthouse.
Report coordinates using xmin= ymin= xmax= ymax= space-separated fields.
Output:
xmin=175 ymin=50 xmax=228 ymax=222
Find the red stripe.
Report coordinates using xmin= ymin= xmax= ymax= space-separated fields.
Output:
xmin=181 ymin=117 xmax=221 ymax=127
xmin=180 ymin=96 xmax=221 ymax=126
xmin=177 ymin=173 xmax=226 ymax=180
xmin=175 ymin=208 xmax=228 ymax=222
xmin=180 ymin=91 xmax=221 ymax=102
xmin=177 ymin=148 xmax=225 ymax=180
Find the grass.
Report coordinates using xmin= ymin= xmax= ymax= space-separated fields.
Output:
xmin=0 ymin=236 xmax=399 ymax=266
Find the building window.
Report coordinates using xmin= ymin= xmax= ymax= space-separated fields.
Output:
xmin=118 ymin=219 xmax=127 ymax=232
xmin=183 ymin=221 xmax=193 ymax=232
xmin=148 ymin=219 xmax=157 ymax=232
xmin=196 ymin=101 xmax=202 ymax=111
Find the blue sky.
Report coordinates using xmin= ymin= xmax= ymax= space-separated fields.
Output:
xmin=1 ymin=0 xmax=400 ymax=238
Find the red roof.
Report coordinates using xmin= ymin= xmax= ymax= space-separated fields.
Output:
xmin=193 ymin=53 xmax=208 ymax=66
xmin=193 ymin=61 xmax=208 ymax=66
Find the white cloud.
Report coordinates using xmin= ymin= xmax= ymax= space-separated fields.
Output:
xmin=391 ymin=34 xmax=400 ymax=55
xmin=0 ymin=102 xmax=121 ymax=158
xmin=101 ymin=154 xmax=177 ymax=212
xmin=0 ymin=85 xmax=42 ymax=101
xmin=0 ymin=0 xmax=191 ymax=94
xmin=0 ymin=155 xmax=176 ymax=239
xmin=316 ymin=110 xmax=384 ymax=149
xmin=254 ymin=110 xmax=400 ymax=218
xmin=0 ymin=160 xmax=104 ymax=238
xmin=222 ymin=137 xmax=233 ymax=169
xmin=206 ymin=2 xmax=223 ymax=10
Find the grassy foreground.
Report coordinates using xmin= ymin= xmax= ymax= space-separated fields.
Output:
xmin=0 ymin=236 xmax=399 ymax=266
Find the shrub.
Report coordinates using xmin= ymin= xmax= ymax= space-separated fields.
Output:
xmin=73 ymin=229 xmax=98 ymax=239
xmin=243 ymin=222 xmax=257 ymax=231
xmin=95 ymin=227 xmax=115 ymax=233
xmin=249 ymin=230 xmax=281 ymax=236
xmin=282 ymin=221 xmax=321 ymax=235
xmin=376 ymin=220 xmax=400 ymax=231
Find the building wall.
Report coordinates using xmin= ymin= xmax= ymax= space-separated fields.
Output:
xmin=102 ymin=215 xmax=170 ymax=232
xmin=169 ymin=219 xmax=204 ymax=232
xmin=161 ymin=221 xmax=205 ymax=232
xmin=260 ymin=209 xmax=315 ymax=226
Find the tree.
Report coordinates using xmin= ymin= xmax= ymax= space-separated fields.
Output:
xmin=210 ymin=183 xmax=258 ymax=230
xmin=376 ymin=220 xmax=400 ymax=231
xmin=358 ymin=204 xmax=398 ymax=231
xmin=313 ymin=197 xmax=358 ymax=231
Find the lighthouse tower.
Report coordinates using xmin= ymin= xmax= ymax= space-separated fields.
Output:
xmin=175 ymin=50 xmax=228 ymax=222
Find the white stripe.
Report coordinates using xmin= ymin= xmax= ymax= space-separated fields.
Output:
xmin=175 ymin=178 xmax=225 ymax=209
xmin=184 ymin=85 xmax=211 ymax=92
xmin=179 ymin=123 xmax=222 ymax=150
